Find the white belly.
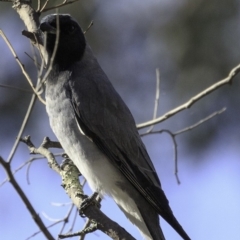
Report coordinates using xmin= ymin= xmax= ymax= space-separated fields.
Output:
xmin=46 ymin=93 xmax=123 ymax=196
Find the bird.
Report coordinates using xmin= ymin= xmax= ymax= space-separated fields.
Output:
xmin=40 ymin=14 xmax=191 ymax=240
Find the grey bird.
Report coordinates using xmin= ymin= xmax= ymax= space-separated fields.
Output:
xmin=40 ymin=14 xmax=191 ymax=240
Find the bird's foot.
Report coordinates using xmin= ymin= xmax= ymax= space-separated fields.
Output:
xmin=79 ymin=192 xmax=101 ymax=217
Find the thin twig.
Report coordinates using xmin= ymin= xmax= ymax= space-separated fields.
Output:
xmin=84 ymin=21 xmax=94 ymax=34
xmin=59 ymin=219 xmax=99 ymax=239
xmin=0 ymin=156 xmax=55 ymax=240
xmin=0 ymin=30 xmax=46 ymax=104
xmin=36 ymin=0 xmax=41 ymax=12
xmin=58 ymin=204 xmax=75 ymax=235
xmin=153 ymin=68 xmax=160 ymax=119
xmin=6 ymin=93 xmax=37 ymax=164
xmin=174 ymin=107 xmax=227 ymax=135
xmin=70 ymin=208 xmax=79 ymax=235
xmin=24 ymin=51 xmax=42 ymax=69
xmin=40 ymin=0 xmax=50 ymax=12
xmin=42 ymin=212 xmax=63 ymax=222
xmin=137 ymin=63 xmax=240 ymax=129
xmin=146 ymin=68 xmax=160 ymax=133
xmin=0 ymin=157 xmax=35 ymax=187
xmin=51 ymin=202 xmax=72 ymax=207
xmin=41 ymin=10 xmax=60 ymax=85
xmin=26 ymin=217 xmax=67 ymax=240
xmin=26 ymin=156 xmax=36 ymax=184
xmin=26 ymin=203 xmax=74 ymax=240
xmin=0 ymin=83 xmax=32 ymax=93
xmin=41 ymin=0 xmax=79 ymax=12
xmin=162 ymin=130 xmax=180 ymax=184
xmin=20 ymin=136 xmax=62 ymax=173
xmin=141 ymin=108 xmax=226 ymax=183
xmin=38 ymin=35 xmax=48 ymax=85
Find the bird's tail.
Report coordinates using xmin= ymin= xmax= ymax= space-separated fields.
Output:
xmin=137 ymin=203 xmax=166 ymax=240
xmin=149 ymin=185 xmax=191 ymax=240
xmin=161 ymin=211 xmax=191 ymax=240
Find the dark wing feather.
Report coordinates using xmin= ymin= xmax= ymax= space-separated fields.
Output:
xmin=71 ymin=90 xmax=170 ymax=211
xmin=67 ymin=61 xmax=169 ymax=214
xmin=66 ymin=54 xmax=190 ymax=240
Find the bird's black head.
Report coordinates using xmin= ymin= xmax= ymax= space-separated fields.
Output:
xmin=40 ymin=14 xmax=86 ymax=70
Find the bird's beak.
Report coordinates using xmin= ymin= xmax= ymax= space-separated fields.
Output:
xmin=40 ymin=22 xmax=56 ymax=34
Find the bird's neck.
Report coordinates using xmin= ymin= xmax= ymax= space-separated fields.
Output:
xmin=46 ymin=64 xmax=73 ymax=85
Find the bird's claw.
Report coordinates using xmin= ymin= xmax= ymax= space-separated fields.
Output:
xmin=79 ymin=192 xmax=101 ymax=217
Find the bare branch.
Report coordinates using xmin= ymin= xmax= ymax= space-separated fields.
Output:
xmin=153 ymin=68 xmax=160 ymax=119
xmin=7 ymin=93 xmax=37 ymax=163
xmin=146 ymin=68 xmax=160 ymax=133
xmin=12 ymin=0 xmax=50 ymax=65
xmin=141 ymin=129 xmax=180 ymax=184
xmin=84 ymin=21 xmax=94 ymax=34
xmin=20 ymin=136 xmax=62 ymax=173
xmin=0 ymin=156 xmax=55 ymax=240
xmin=26 ymin=204 xmax=74 ymax=240
xmin=174 ymin=107 xmax=227 ymax=136
xmin=22 ymin=30 xmax=37 ymax=43
xmin=40 ymin=11 xmax=61 ymax=85
xmin=20 ymin=136 xmax=135 ymax=240
xmin=0 ymin=157 xmax=45 ymax=187
xmin=36 ymin=0 xmax=41 ymax=12
xmin=141 ymin=107 xmax=226 ymax=183
xmin=12 ymin=0 xmax=40 ymax=37
xmin=59 ymin=222 xmax=98 ymax=239
xmin=24 ymin=51 xmax=41 ymax=68
xmin=40 ymin=0 xmax=50 ymax=12
xmin=0 ymin=30 xmax=46 ymax=104
xmin=0 ymin=83 xmax=32 ymax=93
xmin=41 ymin=0 xmax=80 ymax=12
xmin=58 ymin=204 xmax=75 ymax=236
xmin=69 ymin=207 xmax=79 ymax=233
xmin=137 ymin=63 xmax=240 ymax=129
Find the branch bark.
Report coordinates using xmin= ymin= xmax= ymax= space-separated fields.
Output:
xmin=21 ymin=136 xmax=135 ymax=240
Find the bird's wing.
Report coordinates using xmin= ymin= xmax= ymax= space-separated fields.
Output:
xmin=66 ymin=63 xmax=173 ymax=219
xmin=66 ymin=60 xmax=192 ymax=240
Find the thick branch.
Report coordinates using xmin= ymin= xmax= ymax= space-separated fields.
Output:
xmin=12 ymin=0 xmax=48 ymax=62
xmin=21 ymin=136 xmax=135 ymax=240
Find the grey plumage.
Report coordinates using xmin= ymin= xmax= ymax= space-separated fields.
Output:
xmin=40 ymin=14 xmax=191 ymax=240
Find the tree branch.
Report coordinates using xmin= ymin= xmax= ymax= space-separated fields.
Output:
xmin=20 ymin=136 xmax=136 ymax=240
xmin=137 ymin=63 xmax=240 ymax=129
xmin=0 ymin=156 xmax=55 ymax=240
xmin=41 ymin=0 xmax=80 ymax=12
xmin=0 ymin=30 xmax=45 ymax=104
xmin=6 ymin=92 xmax=37 ymax=163
xmin=141 ymin=107 xmax=226 ymax=184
